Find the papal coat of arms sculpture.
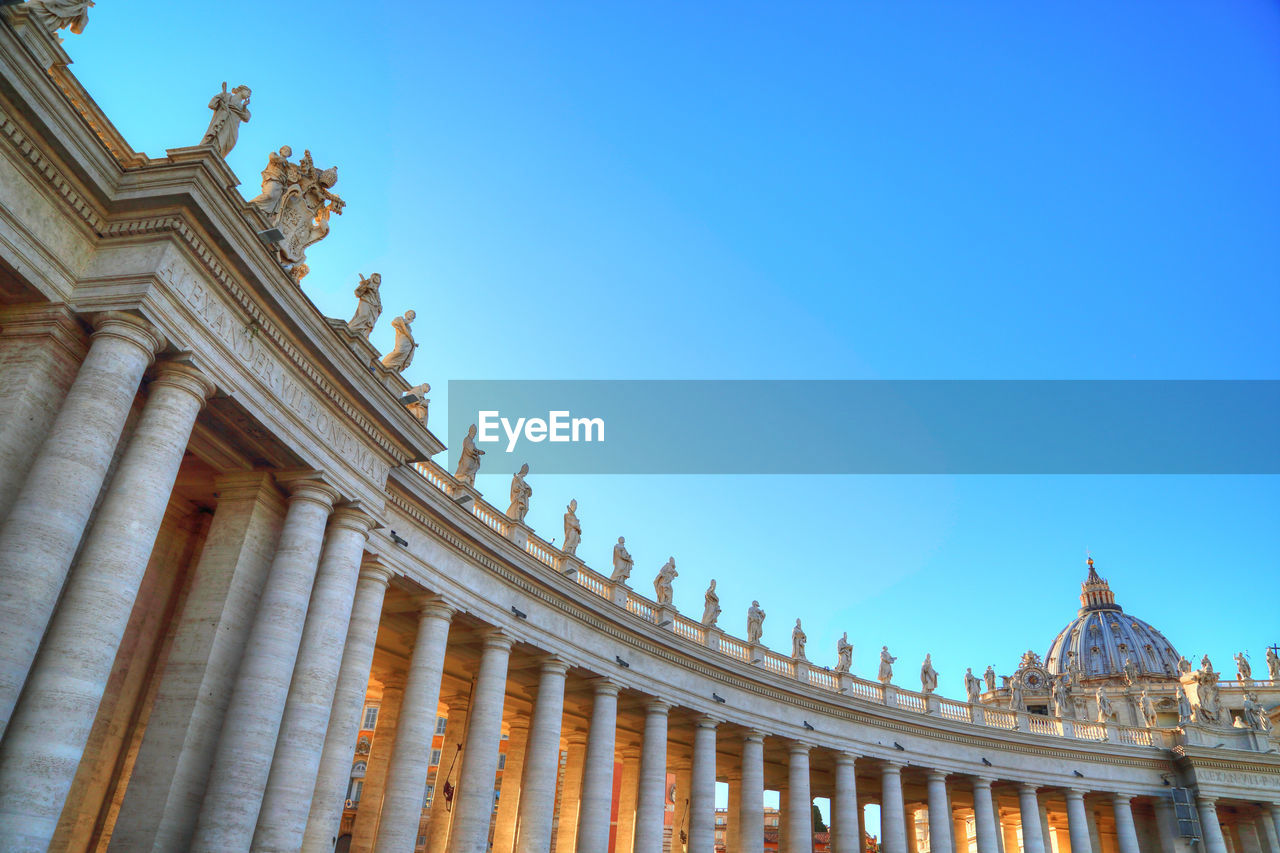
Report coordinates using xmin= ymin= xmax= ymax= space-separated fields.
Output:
xmin=248 ymin=145 xmax=346 ymax=282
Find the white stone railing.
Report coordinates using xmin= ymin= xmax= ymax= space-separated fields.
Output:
xmin=406 ymin=458 xmax=1184 ymax=750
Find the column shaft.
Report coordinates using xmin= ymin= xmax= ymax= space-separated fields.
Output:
xmin=425 ymin=702 xmax=470 ymax=852
xmin=1266 ymin=806 xmax=1280 ymax=853
xmin=689 ymin=716 xmax=718 ymax=853
xmin=578 ymin=681 xmax=622 ymax=850
xmin=349 ymin=681 xmax=406 ymax=853
xmin=928 ymin=772 xmax=955 ymax=853
xmin=373 ymin=600 xmax=456 ymax=853
xmin=881 ymin=764 xmax=909 ymax=853
xmin=0 ymin=313 xmax=163 ymax=734
xmin=1198 ymin=799 xmax=1230 ymax=853
xmin=833 ymin=754 xmax=859 ymax=853
xmin=302 ymin=562 xmax=394 ymax=851
xmin=556 ymin=737 xmax=588 ymax=853
xmin=726 ymin=775 xmax=743 ymax=853
xmin=0 ymin=362 xmax=210 ymax=850
xmin=740 ymin=732 xmax=766 ymax=853
xmin=255 ymin=506 xmax=376 ymax=851
xmin=633 ymin=701 xmax=671 ymax=853
xmin=972 ymin=779 xmax=1001 ymax=853
xmin=1254 ymin=812 xmax=1280 ymax=853
xmin=492 ymin=722 xmax=529 ymax=853
xmin=447 ymin=632 xmax=513 ymax=853
xmin=190 ymin=476 xmax=339 ymax=851
xmin=616 ymin=751 xmax=641 ymax=853
xmin=788 ymin=744 xmax=813 ymax=853
xmin=1018 ymin=786 xmax=1048 ymax=853
xmin=514 ymin=659 xmax=567 ymax=853
xmin=1066 ymin=790 xmax=1094 ymax=853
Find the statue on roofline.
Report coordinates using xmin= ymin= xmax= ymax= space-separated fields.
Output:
xmin=201 ymin=82 xmax=251 ymax=158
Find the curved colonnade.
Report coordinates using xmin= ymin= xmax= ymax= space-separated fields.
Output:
xmin=0 ymin=8 xmax=1277 ymax=853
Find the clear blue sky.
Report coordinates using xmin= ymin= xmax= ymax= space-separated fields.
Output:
xmin=65 ymin=2 xmax=1278 ymax=708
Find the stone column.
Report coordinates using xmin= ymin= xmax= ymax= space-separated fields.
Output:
xmin=254 ymin=505 xmax=378 ymax=851
xmin=190 ymin=474 xmax=339 ymax=852
xmin=833 ymin=753 xmax=859 ymax=853
xmin=302 ymin=559 xmax=394 ymax=852
xmin=788 ymin=743 xmax=813 ymax=853
xmin=1267 ymin=806 xmax=1280 ymax=853
xmin=633 ymin=700 xmax=672 ymax=853
xmin=0 ymin=360 xmax=212 ymax=850
xmin=1198 ymin=798 xmax=1230 ymax=853
xmin=0 ymin=311 xmax=164 ymax=735
xmin=492 ymin=720 xmax=529 ymax=853
xmin=1086 ymin=801 xmax=1104 ymax=853
xmin=740 ymin=731 xmax=766 ymax=853
xmin=688 ymin=715 xmax=719 ymax=853
xmin=373 ymin=598 xmax=457 ymax=853
xmin=349 ymin=679 xmax=406 ymax=853
xmin=1039 ymin=804 xmax=1052 ymax=853
xmin=514 ymin=658 xmax=567 ymax=853
xmin=1018 ymin=785 xmax=1048 ymax=853
xmin=615 ymin=747 xmax=642 ymax=853
xmin=780 ymin=782 xmax=791 ymax=853
xmin=906 ymin=806 xmax=919 ymax=853
xmin=425 ymin=699 xmax=471 ymax=852
xmin=972 ymin=779 xmax=1001 ymax=853
xmin=1151 ymin=799 xmax=1179 ymax=853
xmin=882 ymin=763 xmax=909 ymax=853
xmin=675 ymin=760 xmax=694 ymax=848
xmin=108 ymin=472 xmax=286 ymax=853
xmin=578 ymin=679 xmax=622 ymax=850
xmin=927 ymin=772 xmax=955 ymax=853
xmin=447 ymin=630 xmax=513 ymax=853
xmin=556 ymin=735 xmax=589 ymax=853
xmin=1002 ymin=809 xmax=1021 ymax=853
xmin=727 ymin=773 xmax=743 ymax=853
xmin=1066 ymin=790 xmax=1094 ymax=853
xmin=1254 ymin=811 xmax=1280 ymax=853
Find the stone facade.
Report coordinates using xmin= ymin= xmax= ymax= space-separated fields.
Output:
xmin=0 ymin=7 xmax=1277 ymax=853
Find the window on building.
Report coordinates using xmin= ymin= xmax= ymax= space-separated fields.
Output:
xmin=423 ymin=784 xmax=434 ymax=807
xmin=351 ymin=761 xmax=367 ymax=778
xmin=431 ymin=749 xmax=442 ymax=766
xmin=417 ymin=834 xmax=426 ymax=847
xmin=345 ymin=778 xmax=363 ymax=804
xmin=435 ymin=716 xmax=447 ymax=735
xmin=498 ymin=753 xmax=507 ymax=770
xmin=362 ymin=706 xmax=379 ymax=730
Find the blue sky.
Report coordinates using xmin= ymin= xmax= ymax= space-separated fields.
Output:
xmin=65 ymin=1 xmax=1278 ymax=714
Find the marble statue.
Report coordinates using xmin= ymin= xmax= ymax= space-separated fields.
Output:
xmin=964 ymin=668 xmax=981 ymax=703
xmin=653 ymin=558 xmax=677 ymax=606
xmin=610 ymin=537 xmax=633 ymax=584
xmin=1067 ymin=655 xmax=1084 ymax=686
xmin=1009 ymin=674 xmax=1023 ymax=711
xmin=562 ymin=500 xmax=581 ymax=556
xmin=1095 ymin=686 xmax=1113 ymax=723
xmin=1268 ymin=647 xmax=1280 ymax=681
xmin=747 ymin=601 xmax=765 ymax=644
xmin=1235 ymin=652 xmax=1252 ymax=681
xmin=836 ymin=633 xmax=853 ymax=673
xmin=1175 ymin=684 xmax=1192 ymax=725
xmin=1200 ymin=654 xmax=1213 ymax=674
xmin=506 ymin=463 xmax=532 ymax=523
xmin=380 ymin=311 xmax=417 ymax=373
xmin=248 ymin=147 xmax=345 ymax=280
xmin=1122 ymin=654 xmax=1139 ymax=686
xmin=201 ymin=82 xmax=251 ymax=157
xmin=403 ymin=383 xmax=430 ymax=423
xmin=1177 ymin=655 xmax=1193 ymax=674
xmin=700 ymin=579 xmax=720 ymax=627
xmin=26 ymin=0 xmax=92 ymax=35
xmin=1052 ymin=676 xmax=1071 ymax=718
xmin=983 ymin=665 xmax=996 ymax=692
xmin=347 ymin=273 xmax=383 ymax=337
xmin=792 ymin=619 xmax=807 ymax=660
xmin=1139 ymin=689 xmax=1158 ymax=728
xmin=1251 ymin=694 xmax=1272 ymax=732
xmin=1191 ymin=665 xmax=1222 ymax=725
xmin=454 ymin=424 xmax=485 ymax=486
xmin=920 ymin=654 xmax=938 ymax=694
xmin=878 ymin=646 xmax=896 ymax=685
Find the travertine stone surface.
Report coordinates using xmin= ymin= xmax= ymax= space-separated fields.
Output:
xmin=424 ymin=698 xmax=471 ymax=852
xmin=633 ymin=700 xmax=670 ymax=853
xmin=927 ymin=771 xmax=955 ymax=853
xmin=974 ymin=779 xmax=1003 ymax=853
xmin=0 ymin=361 xmax=212 ymax=851
xmin=253 ymin=505 xmax=376 ymax=851
xmin=513 ymin=658 xmax=567 ymax=853
xmin=189 ymin=476 xmax=338 ymax=852
xmin=448 ymin=631 xmax=513 ymax=853
xmin=0 ymin=311 xmax=163 ymax=737
xmin=881 ymin=763 xmax=908 ymax=853
xmin=555 ymin=734 xmax=588 ymax=853
xmin=302 ymin=561 xmax=394 ymax=852
xmin=491 ymin=720 xmax=528 ymax=853
xmin=108 ymin=473 xmax=286 ymax=853
xmin=786 ymin=743 xmax=813 ymax=853
xmin=1018 ymin=785 xmax=1048 ymax=853
xmin=614 ymin=748 xmax=641 ymax=853
xmin=349 ymin=679 xmax=404 ymax=853
xmin=372 ymin=598 xmax=455 ymax=853
xmin=832 ymin=753 xmax=859 ymax=853
xmin=577 ymin=679 xmax=621 ymax=850
xmin=689 ymin=715 xmax=719 ymax=852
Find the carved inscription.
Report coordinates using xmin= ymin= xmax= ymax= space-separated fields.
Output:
xmin=1197 ymin=769 xmax=1280 ymax=789
xmin=159 ymin=259 xmax=390 ymax=485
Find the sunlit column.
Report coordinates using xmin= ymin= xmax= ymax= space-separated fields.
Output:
xmin=555 ymin=734 xmax=588 ymax=853
xmin=191 ymin=474 xmax=339 ymax=852
xmin=1018 ymin=785 xmax=1048 ymax=853
xmin=832 ymin=753 xmax=859 ymax=853
xmin=425 ymin=698 xmax=470 ymax=852
xmin=1266 ymin=805 xmax=1280 ymax=853
xmin=447 ymin=630 xmax=512 ymax=853
xmin=577 ymin=679 xmax=621 ymax=850
xmin=633 ymin=700 xmax=671 ymax=853
xmin=1198 ymin=798 xmax=1230 ymax=853
xmin=928 ymin=771 xmax=955 ymax=853
xmin=349 ymin=678 xmax=406 ymax=853
xmin=1065 ymin=789 xmax=1094 ymax=853
xmin=0 ymin=312 xmax=164 ymax=735
xmin=492 ymin=720 xmax=529 ymax=853
xmin=689 ymin=715 xmax=719 ymax=852
xmin=787 ymin=743 xmax=813 ymax=853
xmin=740 ymin=731 xmax=766 ymax=853
xmin=514 ymin=658 xmax=567 ymax=853
xmin=972 ymin=778 xmax=1001 ymax=853
xmin=881 ymin=763 xmax=908 ymax=853
xmin=0 ymin=360 xmax=211 ymax=850
xmin=372 ymin=598 xmax=456 ymax=853
xmin=616 ymin=747 xmax=642 ymax=853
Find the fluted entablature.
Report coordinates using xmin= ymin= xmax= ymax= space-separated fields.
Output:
xmin=1046 ymin=560 xmax=1182 ymax=682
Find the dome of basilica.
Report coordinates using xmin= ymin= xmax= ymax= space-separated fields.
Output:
xmin=1044 ymin=559 xmax=1183 ymax=684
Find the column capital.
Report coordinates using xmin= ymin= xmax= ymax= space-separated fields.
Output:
xmin=479 ymin=628 xmax=514 ymax=652
xmin=589 ymin=676 xmax=621 ymax=697
xmin=1019 ymin=782 xmax=1040 ymax=795
xmin=90 ymin=310 xmax=167 ymax=357
xmin=1110 ymin=792 xmax=1135 ymax=804
xmin=971 ymin=776 xmax=995 ymax=789
xmin=928 ymin=769 xmax=949 ymax=783
xmin=1197 ymin=795 xmax=1218 ymax=806
xmin=537 ymin=654 xmax=569 ymax=676
xmin=150 ymin=359 xmax=218 ymax=402
xmin=507 ymin=718 xmax=531 ymax=735
xmin=443 ymin=693 xmax=470 ymax=712
xmin=565 ymin=730 xmax=588 ymax=747
xmin=380 ymin=672 xmax=408 ymax=692
xmin=357 ymin=556 xmax=395 ymax=586
xmin=743 ymin=728 xmax=766 ymax=745
xmin=620 ymin=745 xmax=642 ymax=761
xmin=694 ymin=714 xmax=719 ymax=729
xmin=411 ymin=594 xmax=456 ymax=622
xmin=833 ymin=751 xmax=858 ymax=767
xmin=1065 ymin=787 xmax=1087 ymax=799
xmin=328 ymin=502 xmax=379 ymax=537
xmin=644 ymin=698 xmax=672 ymax=715
xmin=881 ymin=759 xmax=904 ymax=773
xmin=787 ymin=740 xmax=811 ymax=756
xmin=274 ymin=470 xmax=341 ymax=509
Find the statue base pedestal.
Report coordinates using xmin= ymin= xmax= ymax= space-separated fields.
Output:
xmin=325 ymin=317 xmax=383 ymax=365
xmin=924 ymin=694 xmax=941 ymax=715
xmin=794 ymin=659 xmax=810 ymax=684
xmin=837 ymin=672 xmax=855 ymax=694
xmin=882 ymin=685 xmax=898 ymax=707
xmin=749 ymin=642 xmax=765 ymax=666
xmin=704 ymin=626 xmax=723 ymax=652
xmin=654 ymin=604 xmax=677 ymax=630
xmin=449 ymin=483 xmax=482 ymax=509
xmin=969 ymin=706 xmax=986 ymax=725
xmin=610 ymin=582 xmax=629 ymax=608
xmin=559 ymin=555 xmax=582 ymax=577
xmin=505 ymin=520 xmax=531 ymax=549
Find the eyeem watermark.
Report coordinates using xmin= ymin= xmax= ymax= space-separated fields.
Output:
xmin=477 ymin=410 xmax=605 ymax=452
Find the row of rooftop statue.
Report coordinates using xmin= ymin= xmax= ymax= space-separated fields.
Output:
xmin=20 ymin=4 xmax=428 ymax=389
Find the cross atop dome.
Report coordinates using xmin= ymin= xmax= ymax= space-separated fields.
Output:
xmin=1080 ymin=556 xmax=1119 ymax=612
